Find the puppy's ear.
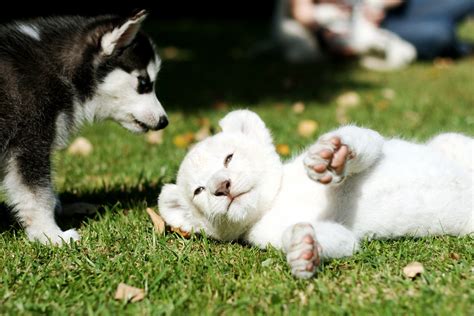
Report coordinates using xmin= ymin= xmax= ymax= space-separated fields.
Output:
xmin=219 ymin=110 xmax=273 ymax=146
xmin=158 ymin=184 xmax=198 ymax=233
xmin=100 ymin=9 xmax=148 ymax=56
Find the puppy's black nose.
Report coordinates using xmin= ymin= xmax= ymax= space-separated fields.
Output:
xmin=214 ymin=180 xmax=231 ymax=197
xmin=155 ymin=116 xmax=168 ymax=130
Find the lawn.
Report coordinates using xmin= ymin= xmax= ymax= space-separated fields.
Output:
xmin=1 ymin=19 xmax=473 ymax=315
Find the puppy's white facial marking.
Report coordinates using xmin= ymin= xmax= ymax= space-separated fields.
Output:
xmin=80 ymin=68 xmax=166 ymax=132
xmin=147 ymin=55 xmax=161 ymax=82
xmin=17 ymin=24 xmax=40 ymax=41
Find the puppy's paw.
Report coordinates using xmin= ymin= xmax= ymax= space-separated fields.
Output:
xmin=304 ymin=135 xmax=352 ymax=185
xmin=285 ymin=223 xmax=321 ymax=279
xmin=27 ymin=227 xmax=80 ymax=246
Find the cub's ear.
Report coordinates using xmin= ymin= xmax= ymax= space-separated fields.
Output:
xmin=219 ymin=110 xmax=273 ymax=146
xmin=158 ymin=184 xmax=197 ymax=233
xmin=100 ymin=9 xmax=148 ymax=56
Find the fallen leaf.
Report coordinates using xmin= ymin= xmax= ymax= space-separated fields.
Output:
xmin=173 ymin=133 xmax=195 ymax=148
xmin=375 ymin=99 xmax=390 ymax=111
xmin=146 ymin=130 xmax=164 ymax=145
xmin=195 ymin=126 xmax=211 ymax=141
xmin=382 ymin=88 xmax=396 ymax=100
xmin=276 ymin=144 xmax=291 ymax=156
xmin=292 ymin=102 xmax=305 ymax=114
xmin=298 ymin=120 xmax=318 ymax=138
xmin=335 ymin=91 xmax=360 ymax=124
xmin=336 ymin=91 xmax=360 ymax=108
xmin=261 ymin=258 xmax=273 ymax=267
xmin=449 ymin=252 xmax=461 ymax=260
xmin=146 ymin=208 xmax=165 ymax=234
xmin=434 ymin=57 xmax=453 ymax=69
xmin=170 ymin=226 xmax=191 ymax=238
xmin=161 ymin=46 xmax=179 ymax=60
xmin=197 ymin=117 xmax=211 ymax=127
xmin=212 ymin=101 xmax=229 ymax=111
xmin=403 ymin=262 xmax=424 ymax=279
xmin=114 ymin=283 xmax=145 ymax=303
xmin=68 ymin=137 xmax=93 ymax=156
xmin=403 ymin=111 xmax=421 ymax=126
xmin=273 ymin=103 xmax=286 ymax=111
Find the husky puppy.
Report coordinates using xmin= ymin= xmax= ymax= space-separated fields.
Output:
xmin=0 ymin=10 xmax=167 ymax=245
xmin=159 ymin=110 xmax=473 ymax=279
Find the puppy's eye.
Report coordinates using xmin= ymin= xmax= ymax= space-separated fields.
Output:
xmin=224 ymin=153 xmax=233 ymax=167
xmin=194 ymin=186 xmax=205 ymax=196
xmin=137 ymin=76 xmax=152 ymax=94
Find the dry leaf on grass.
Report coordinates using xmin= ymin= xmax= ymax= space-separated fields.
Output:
xmin=298 ymin=120 xmax=318 ymax=138
xmin=114 ymin=283 xmax=145 ymax=303
xmin=146 ymin=208 xmax=165 ymax=234
xmin=336 ymin=91 xmax=360 ymax=124
xmin=146 ymin=130 xmax=164 ymax=145
xmin=212 ymin=101 xmax=229 ymax=111
xmin=292 ymin=102 xmax=305 ymax=114
xmin=276 ymin=144 xmax=291 ymax=156
xmin=68 ymin=137 xmax=93 ymax=156
xmin=403 ymin=262 xmax=424 ymax=279
xmin=161 ymin=46 xmax=179 ymax=60
xmin=382 ymin=88 xmax=396 ymax=100
xmin=434 ymin=57 xmax=453 ymax=69
xmin=170 ymin=226 xmax=191 ymax=238
xmin=337 ymin=91 xmax=360 ymax=107
xmin=449 ymin=252 xmax=461 ymax=260
xmin=173 ymin=133 xmax=195 ymax=148
xmin=195 ymin=126 xmax=211 ymax=141
xmin=197 ymin=117 xmax=211 ymax=127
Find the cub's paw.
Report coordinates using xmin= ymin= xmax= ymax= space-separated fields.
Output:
xmin=27 ymin=227 xmax=80 ymax=246
xmin=304 ymin=136 xmax=352 ymax=185
xmin=284 ymin=223 xmax=321 ymax=279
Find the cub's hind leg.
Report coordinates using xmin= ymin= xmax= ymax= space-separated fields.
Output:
xmin=427 ymin=133 xmax=473 ymax=172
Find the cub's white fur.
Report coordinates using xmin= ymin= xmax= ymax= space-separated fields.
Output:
xmin=159 ymin=110 xmax=473 ymax=278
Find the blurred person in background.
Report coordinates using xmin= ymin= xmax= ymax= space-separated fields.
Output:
xmin=274 ymin=0 xmax=474 ymax=64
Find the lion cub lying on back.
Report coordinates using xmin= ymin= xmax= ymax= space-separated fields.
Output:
xmin=159 ymin=110 xmax=473 ymax=279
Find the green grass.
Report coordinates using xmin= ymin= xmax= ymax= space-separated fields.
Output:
xmin=1 ymin=19 xmax=474 ymax=315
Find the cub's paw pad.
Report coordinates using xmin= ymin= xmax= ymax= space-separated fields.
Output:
xmin=286 ymin=223 xmax=321 ymax=279
xmin=304 ymin=136 xmax=352 ymax=185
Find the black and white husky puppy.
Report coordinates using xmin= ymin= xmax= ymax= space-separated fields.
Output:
xmin=0 ymin=10 xmax=167 ymax=245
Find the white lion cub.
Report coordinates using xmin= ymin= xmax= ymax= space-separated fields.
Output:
xmin=159 ymin=110 xmax=473 ymax=279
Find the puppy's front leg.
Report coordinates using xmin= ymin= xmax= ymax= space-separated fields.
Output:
xmin=3 ymin=156 xmax=79 ymax=245
xmin=304 ymin=125 xmax=384 ymax=185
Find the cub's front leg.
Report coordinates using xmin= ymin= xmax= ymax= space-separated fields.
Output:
xmin=304 ymin=125 xmax=384 ymax=185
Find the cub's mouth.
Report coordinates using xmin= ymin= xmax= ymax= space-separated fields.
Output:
xmin=226 ymin=190 xmax=252 ymax=212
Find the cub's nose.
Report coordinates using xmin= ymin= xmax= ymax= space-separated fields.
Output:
xmin=153 ymin=116 xmax=168 ymax=130
xmin=214 ymin=180 xmax=231 ymax=197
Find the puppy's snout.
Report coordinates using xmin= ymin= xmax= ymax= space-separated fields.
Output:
xmin=154 ymin=115 xmax=168 ymax=130
xmin=214 ymin=180 xmax=231 ymax=197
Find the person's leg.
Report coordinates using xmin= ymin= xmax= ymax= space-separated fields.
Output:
xmin=398 ymin=0 xmax=474 ymax=23
xmin=383 ymin=18 xmax=456 ymax=59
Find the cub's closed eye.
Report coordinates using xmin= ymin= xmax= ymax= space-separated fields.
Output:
xmin=194 ymin=186 xmax=205 ymax=196
xmin=224 ymin=153 xmax=233 ymax=167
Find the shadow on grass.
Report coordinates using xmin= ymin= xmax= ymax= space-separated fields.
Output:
xmin=148 ymin=20 xmax=378 ymax=112
xmin=0 ymin=180 xmax=166 ymax=234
